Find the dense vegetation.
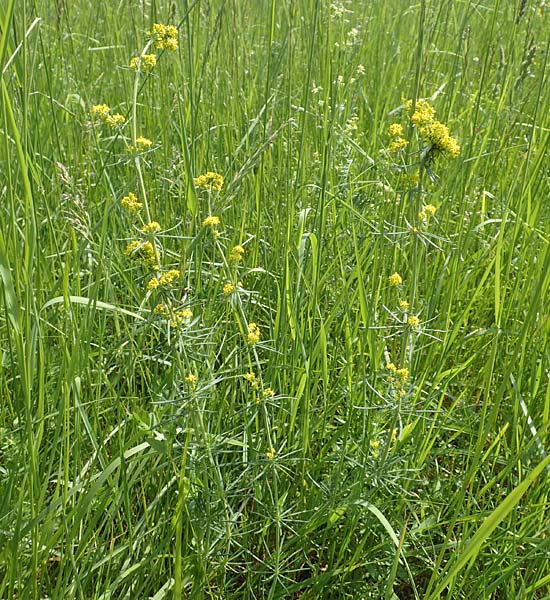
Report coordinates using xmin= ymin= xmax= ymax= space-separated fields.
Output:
xmin=1 ymin=0 xmax=549 ymax=598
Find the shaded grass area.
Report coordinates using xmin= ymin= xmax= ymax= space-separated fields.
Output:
xmin=1 ymin=0 xmax=549 ymax=598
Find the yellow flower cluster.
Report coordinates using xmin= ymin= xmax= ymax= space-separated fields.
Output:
xmin=387 ymin=122 xmax=408 ymax=153
xmin=202 ymin=215 xmax=220 ymax=228
xmin=130 ymin=54 xmax=157 ymax=71
xmin=124 ymin=240 xmax=159 ymax=269
xmin=141 ymin=221 xmax=161 ymax=234
xmin=262 ymin=387 xmax=275 ymax=398
xmin=223 ymin=282 xmax=235 ymax=295
xmin=185 ymin=373 xmax=197 ymax=384
xmin=91 ymin=104 xmax=126 ymax=128
xmin=407 ymin=315 xmax=420 ymax=329
xmin=154 ymin=303 xmax=192 ymax=328
xmin=229 ymin=245 xmax=245 ymax=263
xmin=420 ymin=121 xmax=460 ymax=158
xmin=247 ymin=322 xmax=260 ymax=345
xmin=194 ymin=171 xmax=224 ymax=191
xmin=404 ymin=99 xmax=460 ymax=158
xmin=399 ymin=299 xmax=410 ymax=310
xmin=120 ymin=192 xmax=142 ymax=214
xmin=386 ymin=363 xmax=409 ymax=396
xmin=388 ymin=272 xmax=402 ymax=286
xmin=126 ymin=136 xmax=153 ymax=153
xmin=147 ymin=269 xmax=181 ymax=290
xmin=244 ymin=371 xmax=260 ymax=389
xmin=149 ymin=23 xmax=178 ymax=52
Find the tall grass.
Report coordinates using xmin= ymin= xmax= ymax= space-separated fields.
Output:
xmin=1 ymin=0 xmax=549 ymax=598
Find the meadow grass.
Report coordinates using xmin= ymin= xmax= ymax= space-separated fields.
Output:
xmin=1 ymin=0 xmax=549 ymax=598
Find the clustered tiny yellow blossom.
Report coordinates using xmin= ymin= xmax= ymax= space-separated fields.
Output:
xmin=262 ymin=387 xmax=275 ymax=398
xmin=388 ymin=123 xmax=404 ymax=137
xmin=185 ymin=373 xmax=197 ymax=384
xmin=266 ymin=447 xmax=276 ymax=461
xmin=127 ymin=136 xmax=153 ymax=153
xmin=124 ymin=240 xmax=159 ymax=269
xmin=386 ymin=362 xmax=409 ymax=394
xmin=418 ymin=210 xmax=427 ymax=221
xmin=388 ymin=272 xmax=403 ymax=286
xmin=407 ymin=315 xmax=421 ymax=329
xmin=388 ymin=137 xmax=409 ymax=152
xmin=130 ymin=54 xmax=157 ymax=71
xmin=202 ymin=215 xmax=220 ymax=228
xmin=154 ymin=303 xmax=192 ymax=327
xmin=405 ymin=98 xmax=436 ymax=128
xmin=424 ymin=204 xmax=437 ymax=216
xmin=91 ymin=104 xmax=125 ymax=128
xmin=149 ymin=23 xmax=178 ymax=51
xmin=229 ymin=245 xmax=245 ymax=263
xmin=193 ymin=171 xmax=224 ymax=191
xmin=120 ymin=192 xmax=142 ymax=214
xmin=404 ymin=98 xmax=460 ymax=158
xmin=399 ymin=299 xmax=410 ymax=311
xmin=91 ymin=104 xmax=110 ymax=119
xmin=244 ymin=372 xmax=260 ymax=389
xmin=147 ymin=269 xmax=181 ymax=290
xmin=247 ymin=322 xmax=260 ymax=345
xmin=370 ymin=439 xmax=381 ymax=458
xmin=223 ymin=282 xmax=235 ymax=295
xmin=141 ymin=221 xmax=161 ymax=234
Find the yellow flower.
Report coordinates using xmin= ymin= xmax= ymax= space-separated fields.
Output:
xmin=193 ymin=171 xmax=224 ymax=191
xmin=244 ymin=372 xmax=259 ymax=389
xmin=149 ymin=24 xmax=178 ymax=51
xmin=202 ymin=215 xmax=221 ymax=228
xmin=247 ymin=322 xmax=260 ymax=345
xmin=141 ymin=221 xmax=161 ymax=234
xmin=266 ymin=447 xmax=276 ymax=461
xmin=91 ymin=104 xmax=111 ymax=119
xmin=386 ymin=362 xmax=397 ymax=373
xmin=127 ymin=136 xmax=153 ymax=153
xmin=418 ymin=210 xmax=427 ymax=221
xmin=396 ymin=368 xmax=409 ymax=382
xmin=399 ymin=299 xmax=410 ymax=310
xmin=170 ymin=308 xmax=192 ymax=328
xmin=419 ymin=121 xmax=460 ymax=158
xmin=223 ymin=282 xmax=235 ymax=295
xmin=228 ymin=245 xmax=245 ymax=263
xmin=388 ymin=123 xmax=404 ymax=137
xmin=262 ymin=387 xmax=275 ymax=398
xmin=388 ymin=272 xmax=402 ymax=286
xmin=185 ymin=373 xmax=197 ymax=384
xmin=424 ymin=204 xmax=437 ymax=216
xmin=407 ymin=315 xmax=420 ymax=329
xmin=120 ymin=192 xmax=142 ymax=214
xmin=130 ymin=54 xmax=157 ymax=71
xmin=124 ymin=240 xmax=159 ymax=269
xmin=106 ymin=113 xmax=125 ymax=127
xmin=388 ymin=137 xmax=409 ymax=152
xmin=405 ymin=98 xmax=436 ymax=128
xmin=147 ymin=269 xmax=180 ymax=290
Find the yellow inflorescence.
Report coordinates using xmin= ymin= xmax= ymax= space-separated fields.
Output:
xmin=407 ymin=315 xmax=420 ymax=329
xmin=193 ymin=171 xmax=224 ymax=191
xmin=247 ymin=322 xmax=260 ymax=345
xmin=229 ymin=245 xmax=245 ymax=263
xmin=141 ymin=221 xmax=161 ymax=234
xmin=223 ymin=282 xmax=235 ymax=295
xmin=127 ymin=136 xmax=153 ymax=153
xmin=424 ymin=204 xmax=437 ymax=216
xmin=244 ymin=372 xmax=260 ymax=389
xmin=388 ymin=272 xmax=403 ymax=286
xmin=120 ymin=192 xmax=142 ymax=214
xmin=388 ymin=137 xmax=409 ymax=152
xmin=154 ymin=303 xmax=192 ymax=327
xmin=202 ymin=215 xmax=221 ymax=228
xmin=388 ymin=123 xmax=404 ymax=137
xmin=124 ymin=240 xmax=159 ymax=269
xmin=130 ymin=54 xmax=157 ymax=71
xmin=149 ymin=24 xmax=178 ymax=52
xmin=404 ymin=98 xmax=460 ymax=158
xmin=91 ymin=104 xmax=125 ymax=128
xmin=399 ymin=299 xmax=410 ymax=310
xmin=147 ymin=269 xmax=181 ymax=290
xmin=262 ymin=387 xmax=275 ymax=398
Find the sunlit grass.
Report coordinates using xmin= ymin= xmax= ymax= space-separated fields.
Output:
xmin=1 ymin=0 xmax=549 ymax=598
